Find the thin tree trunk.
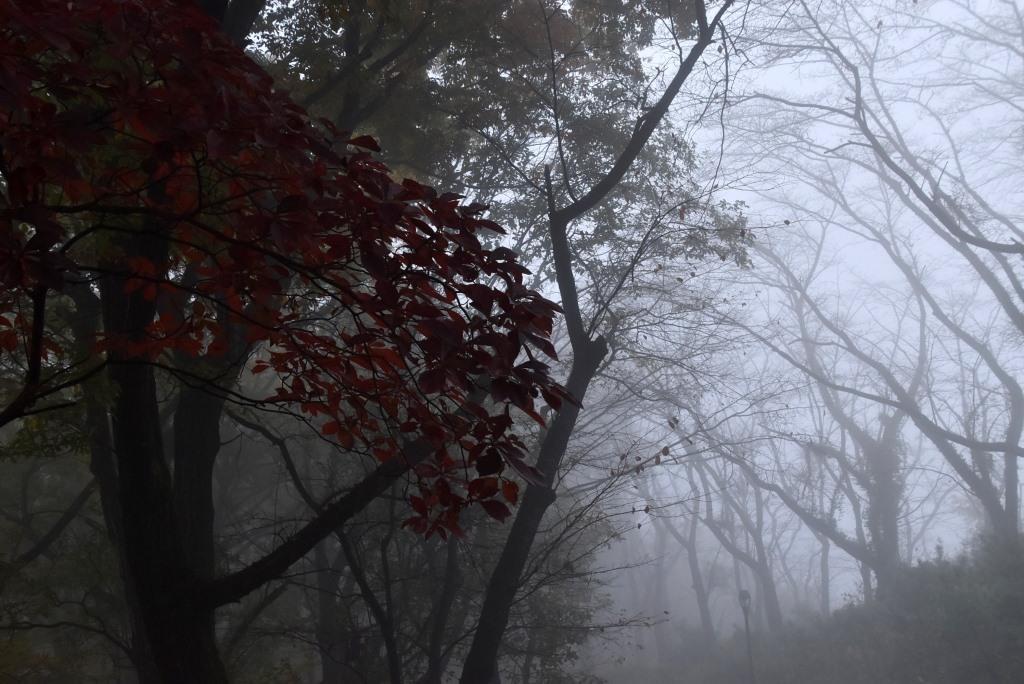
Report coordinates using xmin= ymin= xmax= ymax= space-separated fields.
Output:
xmin=1005 ymin=451 xmax=1019 ymax=540
xmin=688 ymin=514 xmax=716 ymax=648
xmin=458 ymin=338 xmax=606 ymax=683
xmin=422 ymin=538 xmax=461 ymax=684
xmin=818 ymin=535 xmax=830 ymax=616
xmin=315 ymin=543 xmax=350 ymax=684
xmin=457 ymin=5 xmax=731 ymax=676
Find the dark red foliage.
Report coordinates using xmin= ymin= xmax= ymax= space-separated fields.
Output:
xmin=0 ymin=0 xmax=566 ymax=534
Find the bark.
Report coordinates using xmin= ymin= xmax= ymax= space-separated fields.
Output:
xmin=817 ymin=534 xmax=830 ymax=616
xmin=687 ymin=513 xmax=716 ymax=647
xmin=68 ymin=286 xmax=161 ymax=681
xmin=200 ymin=0 xmax=266 ymax=45
xmin=338 ymin=531 xmax=403 ymax=684
xmin=421 ymin=538 xmax=462 ymax=684
xmin=459 ymin=5 xmax=734 ymax=677
xmin=173 ymin=388 xmax=225 ymax=585
xmin=100 ymin=245 xmax=229 ymax=683
xmin=458 ymin=337 xmax=606 ymax=684
xmin=314 ymin=543 xmax=351 ymax=684
xmin=657 ymin=512 xmax=716 ymax=648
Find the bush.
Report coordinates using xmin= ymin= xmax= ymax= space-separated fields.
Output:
xmin=686 ymin=539 xmax=1024 ymax=683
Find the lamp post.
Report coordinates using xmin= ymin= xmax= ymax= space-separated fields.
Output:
xmin=739 ymin=589 xmax=756 ymax=684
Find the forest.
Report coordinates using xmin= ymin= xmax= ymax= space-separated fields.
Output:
xmin=2 ymin=0 xmax=1023 ymax=682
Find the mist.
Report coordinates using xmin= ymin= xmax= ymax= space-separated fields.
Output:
xmin=2 ymin=1 xmax=1022 ymax=682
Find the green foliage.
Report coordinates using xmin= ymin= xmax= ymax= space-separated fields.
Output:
xmin=253 ymin=0 xmax=748 ymax=268
xmin=1 ymin=408 xmax=88 ymax=462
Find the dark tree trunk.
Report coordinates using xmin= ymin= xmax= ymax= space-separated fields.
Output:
xmin=458 ymin=337 xmax=606 ymax=684
xmin=105 ymin=353 xmax=228 ymax=683
xmin=864 ymin=414 xmax=905 ymax=600
xmin=68 ymin=286 xmax=161 ymax=681
xmin=99 ymin=235 xmax=229 ymax=683
xmin=315 ymin=543 xmax=351 ymax=684
xmin=421 ymin=538 xmax=461 ymax=684
xmin=173 ymin=387 xmax=225 ymax=584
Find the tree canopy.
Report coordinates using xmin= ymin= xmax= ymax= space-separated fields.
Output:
xmin=1 ymin=0 xmax=566 ymax=532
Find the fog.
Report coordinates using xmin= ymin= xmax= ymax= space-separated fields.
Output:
xmin=2 ymin=1 xmax=1023 ymax=682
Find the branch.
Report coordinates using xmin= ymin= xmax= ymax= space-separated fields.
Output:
xmin=733 ymin=458 xmax=874 ymax=567
xmin=551 ymin=0 xmax=733 ymax=226
xmin=0 ymin=479 xmax=97 ymax=586
xmin=203 ymin=440 xmax=429 ymax=608
xmin=0 ymin=287 xmax=48 ymax=428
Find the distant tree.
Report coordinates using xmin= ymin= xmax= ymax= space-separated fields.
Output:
xmin=729 ymin=0 xmax=1024 ymax=547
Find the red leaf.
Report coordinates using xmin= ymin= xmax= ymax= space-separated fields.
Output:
xmin=468 ymin=476 xmax=499 ymax=499
xmin=419 ymin=367 xmax=446 ymax=394
xmin=348 ymin=135 xmax=381 ymax=151
xmin=540 ymin=387 xmax=563 ymax=410
xmin=475 ymin=449 xmax=504 ymax=476
xmin=0 ymin=0 xmax=567 ymax=541
xmin=506 ymin=455 xmax=546 ymax=487
xmin=409 ymin=496 xmax=428 ymax=517
xmin=502 ymin=480 xmax=519 ymax=505
xmin=480 ymin=499 xmax=511 ymax=522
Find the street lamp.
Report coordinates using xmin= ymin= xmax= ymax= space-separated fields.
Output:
xmin=738 ymin=589 xmax=756 ymax=684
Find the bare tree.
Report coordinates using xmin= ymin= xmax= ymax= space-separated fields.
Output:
xmin=729 ymin=0 xmax=1024 ymax=546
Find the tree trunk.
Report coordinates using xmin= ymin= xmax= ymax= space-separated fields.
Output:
xmin=100 ymin=244 xmax=229 ymax=683
xmin=818 ymin=535 xmax=830 ymax=616
xmin=687 ymin=514 xmax=716 ymax=648
xmin=864 ymin=417 xmax=905 ymax=600
xmin=106 ymin=358 xmax=227 ymax=683
xmin=68 ymin=286 xmax=161 ymax=681
xmin=1005 ymin=451 xmax=1019 ymax=540
xmin=315 ymin=543 xmax=351 ymax=684
xmin=458 ymin=337 xmax=606 ymax=684
xmin=173 ymin=387 xmax=226 ymax=584
xmin=422 ymin=538 xmax=461 ymax=684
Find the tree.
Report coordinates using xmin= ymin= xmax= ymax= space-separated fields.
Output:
xmin=241 ymin=1 xmax=750 ymax=680
xmin=458 ymin=3 xmax=741 ymax=679
xmin=728 ymin=0 xmax=1024 ymax=545
xmin=726 ymin=237 xmax=925 ymax=599
xmin=1 ymin=1 xmax=566 ymax=680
